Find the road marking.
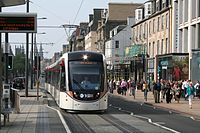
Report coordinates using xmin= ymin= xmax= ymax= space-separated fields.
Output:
xmin=190 ymin=116 xmax=195 ymax=120
xmin=134 ymin=115 xmax=181 ymax=133
xmin=47 ymin=105 xmax=72 ymax=133
xmin=110 ymin=105 xmax=180 ymax=133
xmin=169 ymin=111 xmax=172 ymax=114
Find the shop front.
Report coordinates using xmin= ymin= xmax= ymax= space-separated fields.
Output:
xmin=157 ymin=53 xmax=189 ymax=81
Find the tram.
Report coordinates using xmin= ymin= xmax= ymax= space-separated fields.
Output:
xmin=45 ymin=51 xmax=108 ymax=111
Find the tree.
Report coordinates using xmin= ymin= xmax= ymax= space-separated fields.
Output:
xmin=12 ymin=54 xmax=25 ymax=77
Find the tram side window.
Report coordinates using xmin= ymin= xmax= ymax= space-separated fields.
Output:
xmin=60 ymin=66 xmax=66 ymax=92
xmin=52 ymin=70 xmax=59 ymax=88
xmin=46 ymin=71 xmax=51 ymax=83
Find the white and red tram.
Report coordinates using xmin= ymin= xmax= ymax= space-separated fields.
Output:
xmin=45 ymin=51 xmax=108 ymax=111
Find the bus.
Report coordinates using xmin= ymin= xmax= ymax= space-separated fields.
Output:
xmin=45 ymin=51 xmax=108 ymax=111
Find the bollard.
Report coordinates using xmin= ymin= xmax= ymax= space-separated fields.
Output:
xmin=15 ymin=92 xmax=20 ymax=113
xmin=37 ymin=80 xmax=40 ymax=101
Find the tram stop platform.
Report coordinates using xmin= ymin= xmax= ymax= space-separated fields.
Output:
xmin=0 ymin=88 xmax=66 ymax=133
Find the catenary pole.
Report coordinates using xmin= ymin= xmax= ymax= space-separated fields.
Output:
xmin=0 ymin=6 xmax=2 ymax=129
xmin=25 ymin=0 xmax=29 ymax=97
xmin=31 ymin=33 xmax=33 ymax=90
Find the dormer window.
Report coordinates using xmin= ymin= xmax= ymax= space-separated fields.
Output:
xmin=147 ymin=4 xmax=151 ymax=14
xmin=136 ymin=9 xmax=143 ymax=22
xmin=138 ymin=10 xmax=142 ymax=20
xmin=162 ymin=0 xmax=166 ymax=8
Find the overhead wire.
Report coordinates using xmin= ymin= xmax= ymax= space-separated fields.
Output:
xmin=30 ymin=1 xmax=67 ymax=23
xmin=30 ymin=0 xmax=85 ymax=56
xmin=73 ymin=0 xmax=85 ymax=25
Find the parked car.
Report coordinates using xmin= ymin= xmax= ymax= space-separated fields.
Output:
xmin=12 ymin=77 xmax=25 ymax=90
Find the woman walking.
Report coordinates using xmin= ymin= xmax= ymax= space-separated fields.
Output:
xmin=186 ymin=82 xmax=195 ymax=109
xmin=143 ymin=81 xmax=148 ymax=101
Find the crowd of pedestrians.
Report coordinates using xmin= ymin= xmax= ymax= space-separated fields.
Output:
xmin=108 ymin=78 xmax=200 ymax=109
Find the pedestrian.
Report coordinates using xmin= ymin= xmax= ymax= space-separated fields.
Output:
xmin=182 ymin=80 xmax=189 ymax=100
xmin=186 ymin=82 xmax=195 ymax=109
xmin=121 ymin=79 xmax=127 ymax=96
xmin=160 ymin=79 xmax=166 ymax=102
xmin=116 ymin=79 xmax=121 ymax=94
xmin=165 ymin=81 xmax=173 ymax=103
xmin=152 ymin=81 xmax=158 ymax=103
xmin=155 ymin=80 xmax=161 ymax=103
xmin=130 ymin=78 xmax=136 ymax=99
xmin=173 ymin=82 xmax=181 ymax=103
xmin=143 ymin=81 xmax=148 ymax=101
xmin=109 ymin=79 xmax=114 ymax=93
xmin=194 ymin=80 xmax=200 ymax=98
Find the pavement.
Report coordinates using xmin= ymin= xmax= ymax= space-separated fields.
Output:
xmin=0 ymin=88 xmax=66 ymax=133
xmin=112 ymin=89 xmax=200 ymax=118
xmin=1 ymin=88 xmax=200 ymax=133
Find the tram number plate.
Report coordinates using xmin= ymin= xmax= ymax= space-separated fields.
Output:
xmin=86 ymin=94 xmax=93 ymax=98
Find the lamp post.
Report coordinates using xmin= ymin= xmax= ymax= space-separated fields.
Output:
xmin=30 ymin=17 xmax=47 ymax=90
xmin=34 ymin=32 xmax=46 ymax=100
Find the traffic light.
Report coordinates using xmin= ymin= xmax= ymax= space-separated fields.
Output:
xmin=8 ymin=55 xmax=13 ymax=70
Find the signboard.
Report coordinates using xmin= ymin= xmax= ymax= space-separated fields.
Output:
xmin=126 ymin=44 xmax=146 ymax=57
xmin=191 ymin=49 xmax=200 ymax=81
xmin=0 ymin=13 xmax=37 ymax=33
xmin=0 ymin=0 xmax=25 ymax=7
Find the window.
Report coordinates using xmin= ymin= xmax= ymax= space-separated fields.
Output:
xmin=199 ymin=0 xmax=200 ymax=17
xmin=147 ymin=4 xmax=151 ymax=14
xmin=140 ymin=25 xmax=142 ymax=39
xmin=149 ymin=42 xmax=151 ymax=57
xmin=166 ymin=38 xmax=168 ymax=53
xmin=138 ymin=10 xmax=142 ymax=20
xmin=152 ymin=42 xmax=155 ymax=57
xmin=162 ymin=0 xmax=166 ymax=8
xmin=157 ymin=17 xmax=160 ymax=31
xmin=161 ymin=39 xmax=164 ymax=54
xmin=115 ymin=41 xmax=119 ymax=48
xmin=149 ymin=21 xmax=151 ymax=35
xmin=153 ymin=19 xmax=155 ymax=33
xmin=161 ymin=15 xmax=164 ymax=30
xmin=157 ymin=40 xmax=160 ymax=55
xmin=156 ymin=0 xmax=160 ymax=11
xmin=166 ymin=13 xmax=169 ymax=29
xmin=144 ymin=23 xmax=146 ymax=38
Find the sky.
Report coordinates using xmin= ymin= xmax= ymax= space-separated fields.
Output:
xmin=2 ymin=0 xmax=146 ymax=59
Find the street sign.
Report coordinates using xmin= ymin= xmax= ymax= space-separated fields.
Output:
xmin=0 ymin=13 xmax=37 ymax=33
xmin=0 ymin=0 xmax=25 ymax=7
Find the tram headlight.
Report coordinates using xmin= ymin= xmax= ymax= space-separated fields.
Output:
xmin=80 ymin=93 xmax=84 ymax=98
xmin=95 ymin=92 xmax=100 ymax=98
xmin=83 ymin=54 xmax=88 ymax=60
xmin=73 ymin=92 xmax=78 ymax=97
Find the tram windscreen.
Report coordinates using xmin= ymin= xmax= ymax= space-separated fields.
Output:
xmin=69 ymin=61 xmax=104 ymax=91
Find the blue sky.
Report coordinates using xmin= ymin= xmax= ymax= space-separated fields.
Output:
xmin=2 ymin=0 xmax=145 ymax=58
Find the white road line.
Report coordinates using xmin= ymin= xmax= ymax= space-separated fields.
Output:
xmin=134 ymin=114 xmax=180 ymax=133
xmin=47 ymin=105 xmax=72 ymax=133
xmin=110 ymin=105 xmax=180 ymax=133
xmin=190 ymin=116 xmax=195 ymax=120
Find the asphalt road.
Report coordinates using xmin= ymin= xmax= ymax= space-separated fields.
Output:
xmin=109 ymin=94 xmax=200 ymax=133
xmin=46 ymin=91 xmax=200 ymax=133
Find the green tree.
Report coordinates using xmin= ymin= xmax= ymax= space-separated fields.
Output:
xmin=12 ymin=54 xmax=25 ymax=77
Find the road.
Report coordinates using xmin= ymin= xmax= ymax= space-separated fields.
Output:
xmin=46 ymin=93 xmax=200 ymax=133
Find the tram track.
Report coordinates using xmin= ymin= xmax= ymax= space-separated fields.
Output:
xmin=98 ymin=114 xmax=142 ymax=133
xmin=61 ymin=111 xmax=95 ymax=133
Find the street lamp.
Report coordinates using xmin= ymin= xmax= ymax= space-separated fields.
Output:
xmin=29 ymin=17 xmax=47 ymax=92
xmin=33 ymin=32 xmax=46 ymax=100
